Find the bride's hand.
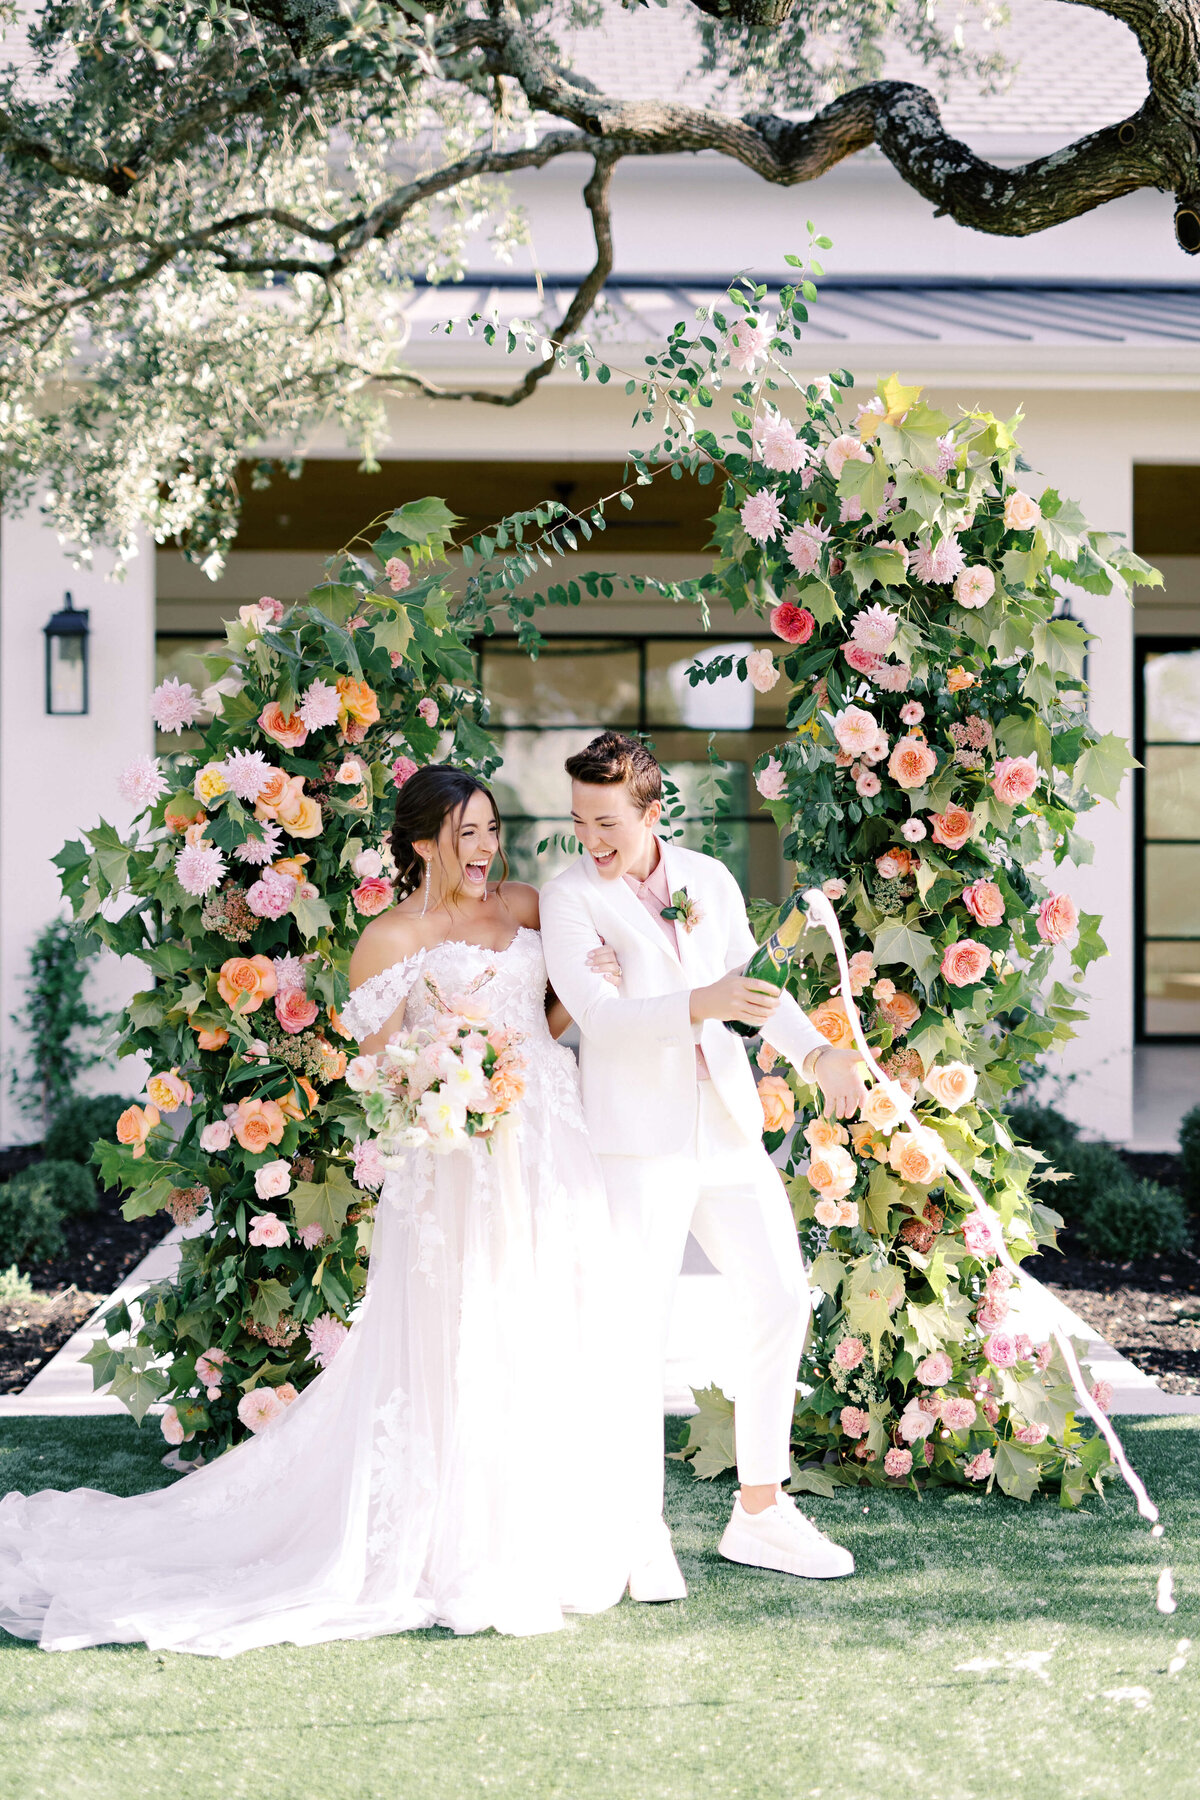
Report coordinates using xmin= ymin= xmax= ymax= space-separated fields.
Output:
xmin=586 ymin=945 xmax=622 ymax=988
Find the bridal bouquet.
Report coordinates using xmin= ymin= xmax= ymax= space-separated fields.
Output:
xmin=345 ymin=1022 xmax=526 ymax=1155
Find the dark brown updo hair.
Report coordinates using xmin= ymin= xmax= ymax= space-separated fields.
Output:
xmin=390 ymin=764 xmax=507 ymax=902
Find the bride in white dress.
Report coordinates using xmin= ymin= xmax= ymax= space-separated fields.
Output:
xmin=0 ymin=766 xmax=636 ymax=1654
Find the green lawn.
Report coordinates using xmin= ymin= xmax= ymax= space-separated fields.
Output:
xmin=0 ymin=1415 xmax=1196 ymax=1800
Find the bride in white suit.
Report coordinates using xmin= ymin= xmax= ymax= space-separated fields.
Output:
xmin=540 ymin=732 xmax=866 ymax=1596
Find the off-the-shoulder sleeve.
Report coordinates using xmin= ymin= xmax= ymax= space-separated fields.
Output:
xmin=340 ymin=954 xmax=424 ymax=1041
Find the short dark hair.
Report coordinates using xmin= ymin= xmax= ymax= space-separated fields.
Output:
xmin=564 ymin=732 xmax=662 ymax=813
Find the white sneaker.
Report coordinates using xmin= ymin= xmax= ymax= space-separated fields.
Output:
xmin=719 ymin=1490 xmax=854 ymax=1580
xmin=628 ymin=1519 xmax=688 ymax=1603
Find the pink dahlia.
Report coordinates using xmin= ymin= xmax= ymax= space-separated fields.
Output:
xmin=307 ymin=1313 xmax=349 ymax=1368
xmin=234 ymin=821 xmax=283 ymax=866
xmin=352 ymin=1138 xmax=387 ymax=1192
xmin=272 ymin=953 xmax=307 ymax=996
xmin=237 ymin=1388 xmax=284 ymax=1434
xmin=298 ymin=679 xmax=342 ymax=730
xmin=839 ymin=495 xmax=864 ymax=524
xmin=222 ymin=748 xmax=273 ymax=803
xmin=726 ymin=317 xmax=770 ymax=371
xmin=784 ymin=521 xmax=830 ymax=575
xmin=843 ymin=644 xmax=884 ymax=677
xmin=756 ymin=417 xmax=809 ymax=473
xmin=840 ymin=1405 xmax=871 ymax=1439
xmin=962 ymin=1212 xmax=998 ymax=1256
xmin=884 ymin=1446 xmax=913 ymax=1478
xmin=1036 ymin=892 xmax=1079 ymax=944
xmin=740 ymin=489 xmax=785 ymax=543
xmin=875 ymin=662 xmax=913 ymax=693
xmin=964 ymin=1449 xmax=994 ymax=1482
xmin=118 ymin=755 xmax=169 ymax=808
xmin=910 ymin=534 xmax=966 ymax=585
xmin=150 ymin=676 xmax=200 ymax=734
xmin=850 ymin=604 xmax=899 ymax=656
xmin=1090 ymin=1379 xmax=1114 ymax=1414
xmin=175 ymin=841 xmax=227 ymax=897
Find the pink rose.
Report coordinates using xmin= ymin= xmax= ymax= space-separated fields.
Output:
xmin=345 ymin=1055 xmax=378 ymax=1092
xmin=899 ymin=701 xmax=924 ymax=726
xmin=833 ymin=705 xmax=879 ymax=757
xmin=856 ymin=770 xmax=881 ymax=797
xmin=385 ymin=556 xmax=411 ymax=591
xmin=917 ymin=1351 xmax=953 ymax=1387
xmin=991 ymin=754 xmax=1038 ymax=807
xmin=954 ymin=566 xmax=996 ymax=609
xmin=940 ymin=938 xmax=991 ymax=988
xmin=884 ymin=1446 xmax=913 ymax=1478
xmin=755 ymin=756 xmax=787 ymax=801
xmin=254 ymin=1159 xmax=292 ymax=1201
xmin=297 ymin=1222 xmax=328 ymax=1249
xmin=1036 ymin=892 xmax=1079 ymax=944
xmin=962 ymin=879 xmax=1005 ymax=928
xmin=833 ymin=1336 xmax=866 ymax=1372
xmin=248 ymin=1212 xmax=290 ymax=1248
xmin=391 ymin=756 xmax=418 ymax=789
xmin=160 ymin=1407 xmax=188 ymax=1446
xmin=843 ymin=643 xmax=884 ymax=677
xmin=962 ymin=1211 xmax=998 ymax=1255
xmin=276 ymin=988 xmax=320 ymax=1035
xmin=983 ymin=1331 xmax=1018 ymax=1369
xmin=888 ymin=735 xmax=938 ymax=790
xmin=899 ymin=1400 xmax=936 ymax=1444
xmin=352 ymin=848 xmax=384 ymax=879
xmin=417 ymin=697 xmax=439 ymax=727
xmin=821 ymin=878 xmax=848 ymax=900
xmin=901 ymin=818 xmax=927 ymax=844
xmin=1004 ymin=490 xmax=1041 ymax=531
xmin=335 ymin=756 xmax=368 ymax=786
xmin=199 ymin=1120 xmax=233 ymax=1152
xmin=352 ymin=877 xmax=395 ymax=917
xmin=825 ymin=434 xmax=871 ymax=479
xmin=247 ymin=869 xmax=297 ymax=921
xmin=840 ymin=1405 xmax=871 ymax=1439
xmin=237 ymin=1388 xmax=284 ymax=1433
xmin=745 ymin=648 xmax=779 ymax=693
xmin=929 ymin=807 xmax=975 ymax=851
xmin=769 ymin=603 xmax=816 ymax=646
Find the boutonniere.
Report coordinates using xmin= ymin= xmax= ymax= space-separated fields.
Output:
xmin=661 ymin=887 xmax=703 ymax=934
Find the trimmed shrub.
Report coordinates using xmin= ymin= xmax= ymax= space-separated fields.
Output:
xmin=23 ymin=1158 xmax=99 ymax=1221
xmin=1179 ymin=1103 xmax=1200 ymax=1210
xmin=43 ymin=1095 xmax=129 ymax=1173
xmin=1080 ymin=1177 xmax=1190 ymax=1262
xmin=0 ymin=1172 xmax=65 ymax=1267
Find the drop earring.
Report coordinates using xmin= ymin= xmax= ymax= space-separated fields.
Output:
xmin=420 ymin=858 xmax=432 ymax=917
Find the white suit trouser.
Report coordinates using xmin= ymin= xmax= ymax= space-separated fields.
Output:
xmin=599 ymin=1084 xmax=810 ymax=1538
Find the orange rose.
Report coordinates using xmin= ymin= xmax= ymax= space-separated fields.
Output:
xmin=489 ymin=1065 xmax=526 ymax=1109
xmin=259 ymin=702 xmax=309 ymax=749
xmin=888 ymin=1128 xmax=945 ymax=1186
xmin=278 ymin=794 xmax=324 ymax=839
xmin=758 ymin=1075 xmax=795 ymax=1134
xmin=232 ymin=1096 xmax=286 ymax=1153
xmin=278 ymin=1076 xmax=319 ymax=1121
xmin=192 ymin=1024 xmax=230 ymax=1052
xmin=850 ymin=1120 xmax=889 ymax=1164
xmin=313 ymin=1038 xmax=347 ymax=1084
xmin=876 ymin=990 xmax=921 ymax=1035
xmin=929 ymin=807 xmax=975 ymax=851
xmin=336 ymin=677 xmax=379 ymax=730
xmin=254 ymin=768 xmax=291 ymax=818
xmin=808 ymin=997 xmax=853 ymax=1048
xmin=804 ymin=1115 xmax=848 ymax=1150
xmin=922 ymin=1061 xmax=978 ymax=1113
xmin=807 ymin=1144 xmax=857 ymax=1202
xmin=861 ymin=1084 xmax=907 ymax=1134
xmin=217 ymin=954 xmax=277 ymax=1014
xmin=328 ymin=1006 xmax=354 ymax=1040
xmin=271 ymin=855 xmax=310 ymax=882
xmin=946 ymin=666 xmax=976 ymax=693
xmin=116 ymin=1102 xmax=160 ymax=1158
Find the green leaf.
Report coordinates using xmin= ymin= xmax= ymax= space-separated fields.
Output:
xmin=795 ymin=578 xmax=840 ymax=625
xmin=1001 ymin=533 xmax=1048 ymax=589
xmin=845 ymin=544 xmax=908 ymax=596
xmin=291 ymin=1166 xmax=357 ymax=1239
xmin=120 ymin=1174 xmax=179 ymax=1221
xmin=1037 ymin=493 xmax=1089 ymax=559
xmin=872 ymin=920 xmax=940 ymax=986
xmin=875 ymin=401 xmax=952 ymax=470
xmin=836 ymin=450 xmax=887 ymax=521
xmin=248 ymin=1278 xmax=294 ymax=1332
xmin=291 ymin=893 xmax=335 ymax=942
xmin=1074 ymin=732 xmax=1136 ymax=804
xmin=80 ymin=1337 xmax=121 ymax=1391
xmin=1031 ymin=618 xmax=1089 ymax=680
xmin=788 ymin=1461 xmax=837 ymax=1500
xmin=864 ymin=1165 xmax=904 ymax=1236
xmin=905 ymin=1288 xmax=973 ymax=1353
xmin=808 ymin=1250 xmax=847 ymax=1298
xmin=997 ymin=1367 xmax=1076 ymax=1440
xmin=992 ymin=1440 xmax=1043 ymax=1502
xmin=678 ymin=1385 xmax=737 ymax=1480
xmin=370 ymin=607 xmax=414 ymax=663
xmin=110 ymin=1360 xmax=170 ymax=1426
xmin=844 ymin=1258 xmax=906 ymax=1365
xmin=1070 ymin=911 xmax=1107 ymax=977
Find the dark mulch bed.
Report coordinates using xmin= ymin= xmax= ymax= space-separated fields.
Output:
xmin=1039 ymin=1213 xmax=1200 ymax=1397
xmin=0 ymin=1206 xmax=170 ymax=1395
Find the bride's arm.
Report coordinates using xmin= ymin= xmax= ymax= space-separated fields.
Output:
xmin=346 ymin=914 xmax=425 ymax=1055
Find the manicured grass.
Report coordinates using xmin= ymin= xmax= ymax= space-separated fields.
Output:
xmin=1 ymin=1415 xmax=1197 ymax=1800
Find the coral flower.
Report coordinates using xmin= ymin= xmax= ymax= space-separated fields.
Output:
xmin=336 ymin=676 xmax=380 ymax=730
xmin=930 ymin=807 xmax=975 ymax=850
xmin=276 ymin=989 xmax=320 ymax=1035
xmin=217 ymin=954 xmax=277 ymax=1014
xmin=962 ymin=879 xmax=1005 ymax=928
xmin=758 ymin=1075 xmax=795 ymax=1133
xmin=116 ymin=1103 xmax=160 ymax=1159
xmin=808 ymin=1144 xmax=857 ymax=1203
xmin=991 ymin=755 xmax=1038 ymax=806
xmin=769 ymin=602 xmax=816 ymax=645
xmin=888 ymin=735 xmax=938 ymax=790
xmin=258 ymin=702 xmax=309 ymax=750
xmin=194 ymin=1025 xmax=229 ymax=1055
xmin=809 ymin=996 xmax=853 ymax=1048
xmin=833 ymin=705 xmax=879 ymax=757
xmin=1036 ymin=892 xmax=1079 ymax=944
xmin=352 ymin=877 xmax=395 ymax=917
xmin=940 ymin=939 xmax=991 ymax=988
xmin=861 ymin=1084 xmax=907 ymax=1135
xmin=876 ymin=990 xmax=921 ymax=1035
xmin=232 ymin=1096 xmax=286 ymax=1154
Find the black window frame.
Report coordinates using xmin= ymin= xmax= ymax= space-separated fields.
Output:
xmin=1134 ymin=633 xmax=1200 ymax=1044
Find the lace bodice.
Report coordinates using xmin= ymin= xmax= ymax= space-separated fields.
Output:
xmin=341 ymin=926 xmax=551 ymax=1044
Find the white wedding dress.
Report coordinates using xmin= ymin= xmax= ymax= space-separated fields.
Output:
xmin=0 ymin=928 xmax=636 ymax=1655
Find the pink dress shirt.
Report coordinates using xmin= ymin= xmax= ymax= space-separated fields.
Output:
xmin=623 ymin=847 xmax=710 ymax=1079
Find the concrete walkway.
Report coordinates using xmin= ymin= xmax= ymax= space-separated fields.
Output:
xmin=3 ymin=1228 xmax=1199 ymax=1420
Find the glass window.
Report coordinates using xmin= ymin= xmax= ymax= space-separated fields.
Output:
xmin=1144 ymin=746 xmax=1200 ymax=839
xmin=1138 ymin=641 xmax=1200 ymax=1040
xmin=480 ymin=639 xmax=639 ymax=727
xmin=1145 ymin=942 xmax=1200 ymax=1037
xmin=644 ymin=639 xmax=792 ymax=729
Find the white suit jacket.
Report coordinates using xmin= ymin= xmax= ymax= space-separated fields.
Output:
xmin=539 ymin=840 xmax=828 ymax=1158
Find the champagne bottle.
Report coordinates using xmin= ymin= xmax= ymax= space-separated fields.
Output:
xmin=728 ymin=893 xmax=808 ymax=1039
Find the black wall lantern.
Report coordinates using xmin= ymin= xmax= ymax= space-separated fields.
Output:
xmin=44 ymin=591 xmax=90 ymax=715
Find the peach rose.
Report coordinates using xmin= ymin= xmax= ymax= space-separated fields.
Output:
xmin=254 ymin=768 xmax=292 ymax=818
xmin=877 ymin=847 xmax=914 ymax=878
xmin=847 ymin=950 xmax=874 ymax=996
xmin=1004 ymin=489 xmax=1041 ymax=531
xmin=804 ymin=1115 xmax=849 ymax=1150
xmin=940 ymin=939 xmax=991 ymax=988
xmin=990 ymin=754 xmax=1038 ymax=807
xmin=192 ymin=1022 xmax=230 ymax=1051
xmin=876 ymin=990 xmax=921 ymax=1035
xmin=335 ymin=756 xmax=369 ymax=787
xmin=809 ymin=996 xmax=853 ymax=1048
xmin=146 ymin=1068 xmax=193 ymax=1113
xmin=314 ymin=1039 xmax=347 ymax=1083
xmin=272 ymin=854 xmax=309 ymax=882
xmin=1036 ymin=891 xmax=1079 ymax=944
xmin=850 ymin=1120 xmax=889 ymax=1164
xmin=945 ymin=666 xmax=976 ymax=693
xmin=258 ymin=702 xmax=309 ymax=750
xmin=833 ymin=706 xmax=879 ymax=757
xmin=489 ymin=1064 xmax=526 ymax=1109
xmin=888 ymin=735 xmax=938 ymax=790
xmin=930 ymin=807 xmax=975 ymax=851
xmin=807 ymin=1143 xmax=857 ymax=1203
xmin=861 ymin=1084 xmax=907 ymax=1135
xmin=116 ymin=1102 xmax=160 ymax=1158
xmin=759 ymin=1076 xmax=795 ymax=1133
xmin=352 ymin=877 xmax=394 ymax=917
xmin=217 ymin=954 xmax=277 ymax=1015
xmin=336 ymin=676 xmax=380 ymax=730
xmin=232 ymin=1096 xmax=286 ymax=1154
xmin=277 ymin=785 xmax=324 ymax=839
xmin=193 ymin=762 xmax=229 ymax=805
xmin=277 ymin=1075 xmax=319 ymax=1121
xmin=164 ymin=794 xmax=206 ymax=833
xmin=887 ymin=1128 xmax=945 ymax=1185
xmin=923 ymin=1061 xmax=979 ymax=1112
xmin=961 ymin=879 xmax=1005 ymax=928
xmin=276 ymin=989 xmax=320 ymax=1035
xmin=814 ymin=1198 xmax=841 ymax=1228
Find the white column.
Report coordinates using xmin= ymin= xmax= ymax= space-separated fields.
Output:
xmin=0 ymin=503 xmax=155 ymax=1144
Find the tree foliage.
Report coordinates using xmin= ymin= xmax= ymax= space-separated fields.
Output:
xmin=3 ymin=0 xmax=1196 ymax=570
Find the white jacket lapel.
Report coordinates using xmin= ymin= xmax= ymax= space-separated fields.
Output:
xmin=659 ymin=841 xmax=710 ymax=982
xmin=583 ymin=849 xmax=681 ymax=967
